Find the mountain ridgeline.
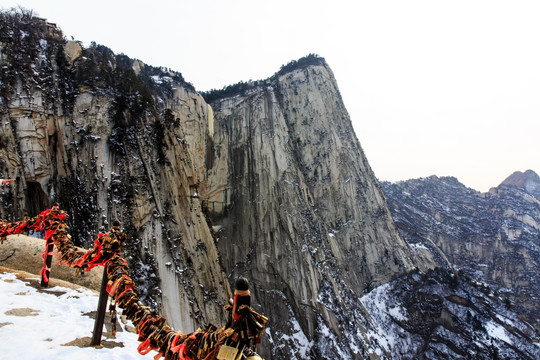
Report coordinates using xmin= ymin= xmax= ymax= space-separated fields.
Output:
xmin=381 ymin=171 xmax=540 ymax=333
xmin=0 ymin=10 xmax=539 ymax=359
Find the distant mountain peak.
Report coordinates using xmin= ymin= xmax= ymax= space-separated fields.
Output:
xmin=381 ymin=171 xmax=540 ymax=336
xmin=499 ymin=169 xmax=540 ymax=197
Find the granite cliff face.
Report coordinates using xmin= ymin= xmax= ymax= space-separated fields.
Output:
xmin=381 ymin=172 xmax=540 ymax=332
xmin=200 ymin=58 xmax=414 ymax=358
xmin=0 ymin=11 xmax=229 ymax=332
xmin=0 ymin=12 xmax=414 ymax=359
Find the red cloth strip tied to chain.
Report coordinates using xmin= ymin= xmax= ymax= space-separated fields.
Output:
xmin=0 ymin=207 xmax=268 ymax=359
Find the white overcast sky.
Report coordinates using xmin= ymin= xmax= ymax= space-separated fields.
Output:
xmin=3 ymin=0 xmax=539 ymax=192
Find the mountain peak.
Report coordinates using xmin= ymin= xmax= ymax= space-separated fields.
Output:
xmin=201 ymin=53 xmax=326 ymax=103
xmin=499 ymin=169 xmax=540 ymax=197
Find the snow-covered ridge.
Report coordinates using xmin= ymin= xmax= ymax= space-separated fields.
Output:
xmin=381 ymin=172 xmax=540 ymax=333
xmin=359 ymin=268 xmax=540 ymax=359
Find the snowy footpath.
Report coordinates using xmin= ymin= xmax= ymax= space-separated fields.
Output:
xmin=0 ymin=270 xmax=148 ymax=359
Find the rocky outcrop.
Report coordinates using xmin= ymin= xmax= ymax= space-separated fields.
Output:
xmin=63 ymin=40 xmax=82 ymax=65
xmin=499 ymin=169 xmax=540 ymax=199
xmin=382 ymin=173 xmax=540 ymax=331
xmin=201 ymin=59 xmax=414 ymax=358
xmin=0 ymin=11 xmax=229 ymax=334
xmin=361 ymin=268 xmax=540 ymax=359
xmin=0 ymin=235 xmax=103 ymax=290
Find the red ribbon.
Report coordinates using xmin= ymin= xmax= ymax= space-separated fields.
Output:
xmin=40 ymin=266 xmax=50 ymax=283
xmin=137 ymin=338 xmax=159 ymax=355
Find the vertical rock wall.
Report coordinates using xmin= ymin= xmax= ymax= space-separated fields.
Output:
xmin=0 ymin=28 xmax=230 ymax=332
xmin=200 ymin=63 xmax=414 ymax=358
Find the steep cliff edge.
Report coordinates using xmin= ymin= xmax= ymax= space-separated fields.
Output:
xmin=201 ymin=58 xmax=414 ymax=358
xmin=0 ymin=10 xmax=229 ymax=332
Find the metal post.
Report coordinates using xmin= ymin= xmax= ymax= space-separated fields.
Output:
xmin=40 ymin=239 xmax=54 ymax=287
xmin=91 ymin=263 xmax=109 ymax=346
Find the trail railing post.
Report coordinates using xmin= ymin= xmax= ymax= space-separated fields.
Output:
xmin=91 ymin=263 xmax=109 ymax=346
xmin=40 ymin=238 xmax=54 ymax=287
